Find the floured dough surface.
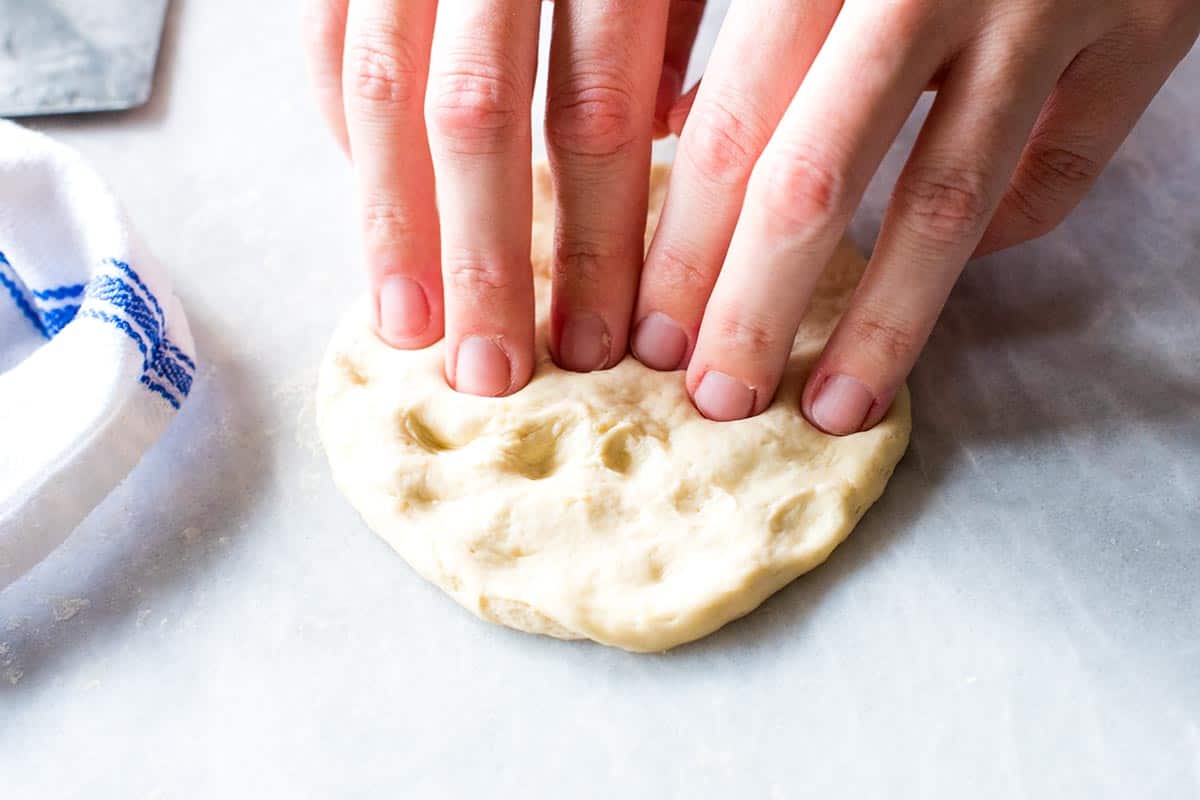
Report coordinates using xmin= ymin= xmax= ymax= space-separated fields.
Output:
xmin=317 ymin=164 xmax=910 ymax=652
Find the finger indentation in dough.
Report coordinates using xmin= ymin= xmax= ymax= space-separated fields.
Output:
xmin=767 ymin=491 xmax=816 ymax=535
xmin=597 ymin=422 xmax=639 ymax=474
xmin=400 ymin=410 xmax=461 ymax=453
xmin=336 ymin=354 xmax=368 ymax=386
xmin=498 ymin=416 xmax=571 ymax=480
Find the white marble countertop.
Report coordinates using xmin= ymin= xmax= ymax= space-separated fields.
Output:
xmin=3 ymin=1 xmax=1198 ymax=796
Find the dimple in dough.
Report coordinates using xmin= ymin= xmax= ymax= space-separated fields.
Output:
xmin=317 ymin=164 xmax=911 ymax=653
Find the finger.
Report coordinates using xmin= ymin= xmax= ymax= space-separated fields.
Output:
xmin=544 ymin=0 xmax=669 ymax=372
xmin=802 ymin=28 xmax=1082 ymax=435
xmin=426 ymin=1 xmax=541 ymax=396
xmin=343 ymin=0 xmax=443 ymax=349
xmin=655 ymin=0 xmax=706 ymax=138
xmin=977 ymin=22 xmax=1193 ymax=255
xmin=685 ymin=0 xmax=944 ymax=421
xmin=301 ymin=0 xmax=351 ymax=154
xmin=631 ymin=0 xmax=842 ymax=374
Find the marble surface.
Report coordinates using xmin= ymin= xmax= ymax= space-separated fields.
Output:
xmin=2 ymin=1 xmax=1198 ymax=796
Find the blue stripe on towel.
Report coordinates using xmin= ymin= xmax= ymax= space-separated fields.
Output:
xmin=139 ymin=374 xmax=181 ymax=410
xmin=107 ymin=258 xmax=165 ymax=329
xmin=0 ymin=251 xmax=49 ymax=337
xmin=2 ymin=250 xmax=195 ymax=409
xmin=32 ymin=283 xmax=85 ymax=300
xmin=164 ymin=340 xmax=196 ymax=370
xmin=85 ymin=275 xmax=162 ymax=349
xmin=151 ymin=347 xmax=193 ymax=397
xmin=41 ymin=304 xmax=80 ymax=337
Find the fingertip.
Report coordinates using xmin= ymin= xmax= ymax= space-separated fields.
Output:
xmin=375 ymin=274 xmax=442 ymax=349
xmin=631 ymin=312 xmax=688 ymax=372
xmin=555 ymin=312 xmax=612 ymax=373
xmin=692 ymin=370 xmax=756 ymax=422
xmin=860 ymin=390 xmax=896 ymax=431
xmin=452 ymin=336 xmax=513 ymax=397
xmin=801 ymin=370 xmax=892 ymax=436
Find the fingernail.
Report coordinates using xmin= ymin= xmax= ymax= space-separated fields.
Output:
xmin=807 ymin=374 xmax=875 ymax=435
xmin=861 ymin=394 xmax=894 ymax=431
xmin=558 ymin=313 xmax=610 ymax=372
xmin=655 ymin=65 xmax=683 ymax=128
xmin=632 ymin=312 xmax=687 ymax=371
xmin=378 ymin=276 xmax=430 ymax=343
xmin=455 ymin=336 xmax=511 ymax=397
xmin=694 ymin=371 xmax=755 ymax=421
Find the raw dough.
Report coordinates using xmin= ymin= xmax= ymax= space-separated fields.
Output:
xmin=317 ymin=164 xmax=910 ymax=652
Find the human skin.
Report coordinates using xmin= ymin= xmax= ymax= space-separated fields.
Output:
xmin=303 ymin=0 xmax=1200 ymax=433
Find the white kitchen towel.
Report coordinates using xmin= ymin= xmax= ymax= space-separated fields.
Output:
xmin=0 ymin=120 xmax=196 ymax=588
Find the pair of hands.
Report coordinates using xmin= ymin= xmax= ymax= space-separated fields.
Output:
xmin=304 ymin=0 xmax=1199 ymax=433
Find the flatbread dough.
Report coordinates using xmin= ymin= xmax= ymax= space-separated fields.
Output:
xmin=317 ymin=164 xmax=910 ymax=652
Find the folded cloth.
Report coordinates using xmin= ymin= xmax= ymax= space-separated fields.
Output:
xmin=0 ymin=120 xmax=196 ymax=589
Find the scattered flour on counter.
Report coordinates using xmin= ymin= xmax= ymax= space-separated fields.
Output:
xmin=52 ymin=597 xmax=90 ymax=622
xmin=294 ymin=393 xmax=322 ymax=456
xmin=270 ymin=368 xmax=323 ymax=455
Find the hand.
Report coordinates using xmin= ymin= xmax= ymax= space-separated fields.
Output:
xmin=632 ymin=0 xmax=1199 ymax=431
xmin=302 ymin=0 xmax=704 ymax=397
xmin=303 ymin=2 xmax=1198 ymax=432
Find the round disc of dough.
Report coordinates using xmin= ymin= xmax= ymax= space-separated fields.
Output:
xmin=317 ymin=164 xmax=910 ymax=652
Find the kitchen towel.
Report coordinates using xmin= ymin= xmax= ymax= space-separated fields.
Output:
xmin=0 ymin=120 xmax=196 ymax=589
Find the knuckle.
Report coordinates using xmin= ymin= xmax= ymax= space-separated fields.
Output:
xmin=999 ymin=181 xmax=1061 ymax=240
xmin=715 ymin=314 xmax=780 ymax=358
xmin=1023 ymin=141 xmax=1102 ymax=193
xmin=755 ymin=147 xmax=845 ymax=233
xmin=345 ymin=32 xmax=423 ymax=106
xmin=893 ymin=164 xmax=992 ymax=244
xmin=682 ymin=96 xmax=770 ymax=185
xmin=648 ymin=244 xmax=714 ymax=294
xmin=845 ymin=312 xmax=920 ymax=363
xmin=362 ymin=200 xmax=420 ymax=244
xmin=993 ymin=141 xmax=1102 ymax=244
xmin=553 ymin=244 xmax=610 ymax=291
xmin=546 ymin=77 xmax=639 ymax=159
xmin=445 ymin=256 xmax=514 ymax=297
xmin=428 ymin=61 xmax=523 ymax=155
